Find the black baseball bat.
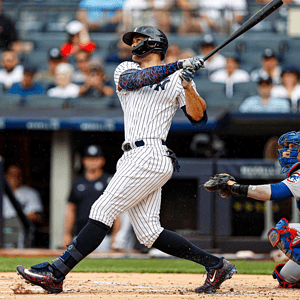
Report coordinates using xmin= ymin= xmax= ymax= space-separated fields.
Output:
xmin=203 ymin=0 xmax=284 ymax=61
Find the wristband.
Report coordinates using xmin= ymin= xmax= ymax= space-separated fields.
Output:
xmin=229 ymin=184 xmax=249 ymax=196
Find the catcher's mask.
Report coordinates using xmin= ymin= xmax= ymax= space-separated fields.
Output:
xmin=277 ymin=131 xmax=300 ymax=173
xmin=122 ymin=26 xmax=168 ymax=60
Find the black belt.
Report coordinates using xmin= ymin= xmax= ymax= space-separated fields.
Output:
xmin=123 ymin=140 xmax=166 ymax=152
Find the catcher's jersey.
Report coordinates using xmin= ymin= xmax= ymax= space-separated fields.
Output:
xmin=114 ymin=61 xmax=197 ymax=143
xmin=283 ymin=171 xmax=300 ymax=200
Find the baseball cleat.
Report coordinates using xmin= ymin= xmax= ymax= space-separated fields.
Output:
xmin=16 ymin=262 xmax=65 ymax=294
xmin=195 ymin=258 xmax=237 ymax=294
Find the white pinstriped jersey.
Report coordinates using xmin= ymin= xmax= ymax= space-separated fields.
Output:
xmin=90 ymin=60 xmax=202 ymax=247
xmin=114 ymin=61 xmax=198 ymax=143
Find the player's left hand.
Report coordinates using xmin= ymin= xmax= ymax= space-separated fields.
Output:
xmin=178 ymin=57 xmax=204 ymax=71
xmin=203 ymin=173 xmax=237 ymax=198
xmin=180 ymin=67 xmax=195 ymax=89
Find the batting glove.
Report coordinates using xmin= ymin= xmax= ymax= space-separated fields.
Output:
xmin=178 ymin=57 xmax=204 ymax=71
xmin=179 ymin=67 xmax=195 ymax=89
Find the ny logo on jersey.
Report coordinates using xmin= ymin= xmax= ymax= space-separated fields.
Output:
xmin=150 ymin=78 xmax=170 ymax=91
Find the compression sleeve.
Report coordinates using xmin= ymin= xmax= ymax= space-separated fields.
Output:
xmin=181 ymin=105 xmax=208 ymax=127
xmin=119 ymin=62 xmax=179 ymax=91
xmin=270 ymin=182 xmax=293 ymax=201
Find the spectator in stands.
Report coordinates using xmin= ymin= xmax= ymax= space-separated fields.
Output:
xmin=163 ymin=44 xmax=181 ymax=64
xmin=251 ymin=48 xmax=282 ymax=85
xmin=73 ymin=50 xmax=91 ymax=84
xmin=63 ymin=145 xmax=133 ymax=252
xmin=239 ymin=76 xmax=291 ymax=113
xmin=210 ymin=54 xmax=250 ymax=97
xmin=79 ymin=57 xmax=114 ymax=98
xmin=76 ymin=0 xmax=125 ymax=33
xmin=196 ymin=34 xmax=226 ymax=75
xmin=271 ymin=67 xmax=300 ymax=113
xmin=47 ymin=63 xmax=80 ymax=99
xmin=0 ymin=50 xmax=23 ymax=91
xmin=7 ymin=65 xmax=45 ymax=98
xmin=0 ymin=0 xmax=18 ymax=50
xmin=60 ymin=20 xmax=96 ymax=60
xmin=3 ymin=161 xmax=43 ymax=248
xmin=105 ymin=40 xmax=132 ymax=64
xmin=122 ymin=0 xmax=173 ymax=34
xmin=178 ymin=0 xmax=247 ymax=34
xmin=35 ymin=48 xmax=64 ymax=91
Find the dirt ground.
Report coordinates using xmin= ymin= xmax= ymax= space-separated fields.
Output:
xmin=1 ymin=272 xmax=299 ymax=300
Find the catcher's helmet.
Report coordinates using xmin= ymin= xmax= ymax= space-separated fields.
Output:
xmin=277 ymin=131 xmax=300 ymax=173
xmin=122 ymin=26 xmax=168 ymax=60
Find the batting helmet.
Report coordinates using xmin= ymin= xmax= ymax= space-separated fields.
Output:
xmin=122 ymin=26 xmax=168 ymax=60
xmin=277 ymin=131 xmax=300 ymax=173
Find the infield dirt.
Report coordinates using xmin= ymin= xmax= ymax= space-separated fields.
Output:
xmin=0 ymin=272 xmax=298 ymax=299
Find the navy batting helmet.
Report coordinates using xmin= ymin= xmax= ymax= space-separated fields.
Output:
xmin=122 ymin=26 xmax=168 ymax=60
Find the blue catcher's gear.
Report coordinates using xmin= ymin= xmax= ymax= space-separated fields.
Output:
xmin=277 ymin=131 xmax=300 ymax=174
xmin=273 ymin=263 xmax=300 ymax=288
xmin=268 ymin=218 xmax=300 ymax=265
xmin=123 ymin=26 xmax=168 ymax=60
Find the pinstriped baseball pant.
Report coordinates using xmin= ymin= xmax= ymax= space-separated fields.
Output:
xmin=89 ymin=140 xmax=173 ymax=248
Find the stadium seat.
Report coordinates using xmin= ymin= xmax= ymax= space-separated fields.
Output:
xmin=229 ymin=92 xmax=249 ymax=110
xmin=168 ymin=34 xmax=199 ymax=51
xmin=239 ymin=52 xmax=263 ymax=70
xmin=70 ymin=97 xmax=115 ymax=108
xmin=24 ymin=51 xmax=48 ymax=70
xmin=282 ymin=51 xmax=300 ymax=70
xmin=233 ymin=81 xmax=258 ymax=98
xmin=194 ymin=79 xmax=226 ymax=95
xmin=23 ymin=95 xmax=69 ymax=108
xmin=0 ymin=95 xmax=22 ymax=109
xmin=31 ymin=34 xmax=66 ymax=50
xmin=203 ymin=91 xmax=232 ymax=109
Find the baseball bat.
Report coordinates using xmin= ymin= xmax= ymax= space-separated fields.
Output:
xmin=202 ymin=0 xmax=284 ymax=61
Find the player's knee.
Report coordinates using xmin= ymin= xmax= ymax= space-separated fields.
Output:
xmin=134 ymin=228 xmax=163 ymax=248
xmin=273 ymin=263 xmax=300 ymax=288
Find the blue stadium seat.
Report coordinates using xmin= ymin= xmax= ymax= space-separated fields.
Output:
xmin=24 ymin=95 xmax=68 ymax=108
xmin=0 ymin=95 xmax=22 ymax=109
xmin=31 ymin=33 xmax=66 ymax=50
xmin=194 ymin=79 xmax=226 ymax=95
xmin=203 ymin=92 xmax=232 ymax=109
xmin=282 ymin=52 xmax=300 ymax=70
xmin=233 ymin=81 xmax=258 ymax=98
xmin=229 ymin=92 xmax=249 ymax=110
xmin=70 ymin=97 xmax=115 ymax=108
xmin=24 ymin=51 xmax=48 ymax=70
xmin=239 ymin=52 xmax=262 ymax=70
xmin=168 ymin=34 xmax=199 ymax=51
xmin=241 ymin=39 xmax=281 ymax=54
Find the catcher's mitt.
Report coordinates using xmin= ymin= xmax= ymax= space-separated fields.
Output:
xmin=203 ymin=173 xmax=236 ymax=192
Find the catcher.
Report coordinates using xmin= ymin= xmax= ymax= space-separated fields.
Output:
xmin=204 ymin=130 xmax=300 ymax=289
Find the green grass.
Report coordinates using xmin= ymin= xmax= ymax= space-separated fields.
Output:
xmin=1 ymin=257 xmax=280 ymax=275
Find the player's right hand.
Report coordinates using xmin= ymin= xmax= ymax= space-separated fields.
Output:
xmin=178 ymin=57 xmax=204 ymax=71
xmin=180 ymin=67 xmax=195 ymax=83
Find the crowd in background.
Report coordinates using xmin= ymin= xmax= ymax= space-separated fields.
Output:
xmin=0 ymin=0 xmax=300 ymax=111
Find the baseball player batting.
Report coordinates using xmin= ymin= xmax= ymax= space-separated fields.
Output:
xmin=16 ymin=26 xmax=236 ymax=294
xmin=203 ymin=130 xmax=300 ymax=288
